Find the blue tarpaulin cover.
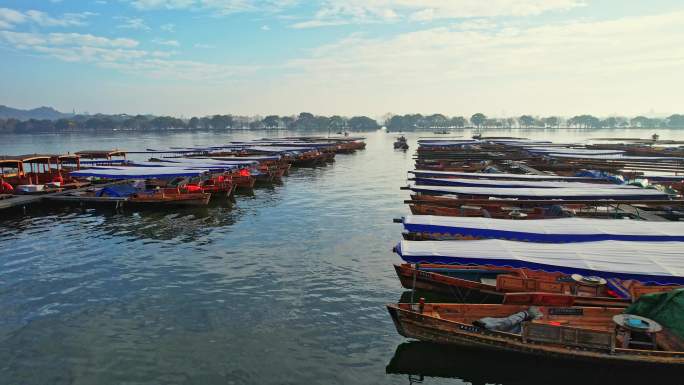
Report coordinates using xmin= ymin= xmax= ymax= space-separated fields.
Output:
xmin=96 ymin=184 xmax=138 ymax=197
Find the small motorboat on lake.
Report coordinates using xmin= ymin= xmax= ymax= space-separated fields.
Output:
xmin=394 ymin=136 xmax=409 ymax=150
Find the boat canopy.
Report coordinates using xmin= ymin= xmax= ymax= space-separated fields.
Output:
xmin=259 ymin=142 xmax=335 ymax=147
xmin=409 ymin=170 xmax=598 ymax=181
xmin=75 ymin=150 xmax=126 ymax=159
xmin=412 ymin=177 xmax=632 ymax=189
xmin=408 ymin=183 xmax=670 ymax=200
xmin=417 ymin=140 xmax=479 ymax=147
xmin=246 ymin=146 xmax=316 ymax=153
xmin=207 ymin=155 xmax=281 ymax=161
xmin=548 ymin=153 xmax=684 ymax=161
xmin=525 ymin=147 xmax=625 ymax=155
xmin=130 ymin=160 xmax=241 ymax=171
xmin=395 ymin=239 xmax=684 ymax=285
xmin=79 ymin=160 xmax=131 ymax=166
xmin=165 ymin=158 xmax=258 ymax=167
xmin=70 ymin=167 xmax=210 ymax=179
xmin=402 ymin=215 xmax=684 ymax=243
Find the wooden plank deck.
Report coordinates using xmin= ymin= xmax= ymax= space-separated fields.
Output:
xmin=0 ymin=182 xmax=126 ymax=212
xmin=45 ymin=195 xmax=127 ymax=203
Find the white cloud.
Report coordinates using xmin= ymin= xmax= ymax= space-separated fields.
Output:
xmin=261 ymin=25 xmax=270 ymax=31
xmin=160 ymin=23 xmax=175 ymax=32
xmin=0 ymin=8 xmax=26 ymax=29
xmin=128 ymin=0 xmax=297 ymax=15
xmin=26 ymin=10 xmax=95 ymax=27
xmin=0 ymin=31 xmax=138 ymax=48
xmin=280 ymin=11 xmax=684 ymax=115
xmin=0 ymin=7 xmax=94 ymax=29
xmin=152 ymin=38 xmax=180 ymax=46
xmin=116 ymin=16 xmax=151 ymax=30
xmin=0 ymin=30 xmax=250 ymax=81
xmin=292 ymin=0 xmax=584 ymax=28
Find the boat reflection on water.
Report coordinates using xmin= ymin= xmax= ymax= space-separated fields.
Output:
xmin=386 ymin=341 xmax=683 ymax=385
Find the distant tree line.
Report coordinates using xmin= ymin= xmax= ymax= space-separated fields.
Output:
xmin=0 ymin=112 xmax=380 ymax=134
xmin=3 ymin=111 xmax=684 ymax=134
xmin=385 ymin=113 xmax=684 ymax=130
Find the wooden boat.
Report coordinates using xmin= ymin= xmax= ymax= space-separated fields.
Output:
xmin=387 ymin=302 xmax=684 ymax=365
xmin=409 ymin=202 xmax=556 ymax=219
xmin=232 ymin=174 xmax=256 ymax=189
xmin=1 ymin=154 xmax=85 ymax=190
xmin=195 ymin=176 xmax=235 ymax=198
xmin=128 ymin=187 xmax=210 ymax=206
xmin=415 ymin=161 xmax=489 ymax=173
xmin=293 ymin=151 xmax=328 ymax=167
xmin=394 ymin=136 xmax=409 ymax=150
xmin=394 ymin=263 xmax=680 ymax=306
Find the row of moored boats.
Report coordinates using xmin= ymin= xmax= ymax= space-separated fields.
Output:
xmin=0 ymin=137 xmax=366 ymax=209
xmin=387 ymin=136 xmax=684 ymax=366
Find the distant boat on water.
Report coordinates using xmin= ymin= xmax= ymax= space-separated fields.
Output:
xmin=433 ymin=129 xmax=450 ymax=134
xmin=394 ymin=136 xmax=409 ymax=150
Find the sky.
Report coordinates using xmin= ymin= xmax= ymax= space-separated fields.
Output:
xmin=0 ymin=0 xmax=683 ymax=118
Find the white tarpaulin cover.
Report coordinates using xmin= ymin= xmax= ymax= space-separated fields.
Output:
xmin=402 ymin=215 xmax=684 ymax=242
xmin=247 ymin=146 xmax=316 ymax=153
xmin=395 ymin=239 xmax=684 ymax=284
xmin=525 ymin=147 xmax=625 ymax=155
xmin=549 ymin=153 xmax=684 ymax=161
xmin=409 ymin=170 xmax=597 ymax=181
xmin=408 ymin=183 xmax=670 ymax=200
xmin=70 ymin=167 xmax=210 ymax=179
xmin=413 ymin=177 xmax=633 ymax=189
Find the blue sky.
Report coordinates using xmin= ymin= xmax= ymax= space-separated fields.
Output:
xmin=1 ymin=0 xmax=683 ymax=118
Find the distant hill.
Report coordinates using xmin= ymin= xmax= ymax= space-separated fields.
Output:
xmin=0 ymin=105 xmax=72 ymax=121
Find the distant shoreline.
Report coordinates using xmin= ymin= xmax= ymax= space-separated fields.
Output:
xmin=2 ymin=127 xmax=681 ymax=135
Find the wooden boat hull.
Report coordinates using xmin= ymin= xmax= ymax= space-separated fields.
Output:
xmin=233 ymin=175 xmax=256 ymax=190
xmin=292 ymin=156 xmax=321 ymax=167
xmin=129 ymin=191 xmax=211 ymax=206
xmin=409 ymin=203 xmax=552 ymax=219
xmin=387 ymin=303 xmax=684 ymax=365
xmin=394 ymin=264 xmax=680 ymax=306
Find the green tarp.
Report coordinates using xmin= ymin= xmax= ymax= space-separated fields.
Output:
xmin=626 ymin=289 xmax=684 ymax=339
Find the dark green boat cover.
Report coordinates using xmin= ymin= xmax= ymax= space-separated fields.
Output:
xmin=625 ymin=289 xmax=684 ymax=339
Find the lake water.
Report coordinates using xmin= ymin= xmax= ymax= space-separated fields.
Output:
xmin=1 ymin=128 xmax=683 ymax=385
